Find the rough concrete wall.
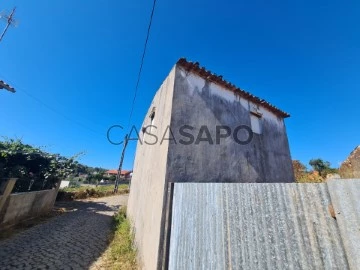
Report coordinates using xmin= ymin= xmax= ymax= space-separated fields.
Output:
xmin=127 ymin=67 xmax=176 ymax=270
xmin=0 ymin=188 xmax=58 ymax=228
xmin=166 ymin=66 xmax=294 ymax=183
xmin=0 ymin=179 xmax=16 ymax=212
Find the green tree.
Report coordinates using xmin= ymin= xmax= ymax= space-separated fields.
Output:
xmin=309 ymin=158 xmax=338 ymax=178
xmin=0 ymin=138 xmax=80 ymax=192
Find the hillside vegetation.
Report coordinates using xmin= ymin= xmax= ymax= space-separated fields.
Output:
xmin=0 ymin=138 xmax=109 ymax=193
xmin=339 ymin=146 xmax=360 ymax=178
xmin=293 ymin=159 xmax=338 ymax=183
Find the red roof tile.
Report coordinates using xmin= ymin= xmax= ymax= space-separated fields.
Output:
xmin=176 ymin=58 xmax=290 ymax=118
xmin=106 ymin=170 xmax=132 ymax=175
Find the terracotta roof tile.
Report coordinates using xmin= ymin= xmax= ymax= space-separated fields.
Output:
xmin=176 ymin=58 xmax=290 ymax=118
xmin=106 ymin=170 xmax=132 ymax=175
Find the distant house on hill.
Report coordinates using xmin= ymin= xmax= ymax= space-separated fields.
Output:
xmin=105 ymin=169 xmax=132 ymax=179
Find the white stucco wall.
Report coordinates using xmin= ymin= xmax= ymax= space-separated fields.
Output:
xmin=177 ymin=68 xmax=284 ymax=128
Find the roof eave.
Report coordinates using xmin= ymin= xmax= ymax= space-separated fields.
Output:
xmin=176 ymin=58 xmax=290 ymax=118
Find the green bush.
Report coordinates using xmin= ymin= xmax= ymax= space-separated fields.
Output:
xmin=0 ymin=139 xmax=79 ymax=193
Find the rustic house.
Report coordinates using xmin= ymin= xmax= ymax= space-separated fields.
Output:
xmin=128 ymin=58 xmax=295 ymax=269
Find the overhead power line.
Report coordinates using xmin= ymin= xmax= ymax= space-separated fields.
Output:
xmin=1 ymin=76 xmax=104 ymax=137
xmin=127 ymin=0 xmax=157 ymax=128
xmin=19 ymin=88 xmax=103 ymax=136
xmin=114 ymin=0 xmax=158 ymax=192
xmin=19 ymin=88 xmax=102 ymax=136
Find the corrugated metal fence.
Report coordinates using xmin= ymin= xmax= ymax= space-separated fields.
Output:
xmin=169 ymin=180 xmax=360 ymax=270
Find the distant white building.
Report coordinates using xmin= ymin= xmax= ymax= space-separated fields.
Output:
xmin=60 ymin=180 xmax=70 ymax=188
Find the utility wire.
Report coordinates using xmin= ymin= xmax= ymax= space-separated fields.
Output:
xmin=114 ymin=0 xmax=158 ymax=191
xmin=20 ymin=91 xmax=101 ymax=136
xmin=0 ymin=72 xmax=111 ymax=134
xmin=18 ymin=87 xmax=102 ymax=136
xmin=0 ymin=76 xmax=104 ymax=137
xmin=127 ymin=0 xmax=157 ymax=128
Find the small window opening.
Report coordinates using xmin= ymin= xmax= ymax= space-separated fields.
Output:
xmin=143 ymin=108 xmax=156 ymax=139
xmin=142 ymin=108 xmax=156 ymax=141
xmin=150 ymin=111 xmax=155 ymax=125
xmin=250 ymin=112 xmax=262 ymax=134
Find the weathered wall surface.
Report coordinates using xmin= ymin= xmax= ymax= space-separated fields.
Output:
xmin=128 ymin=63 xmax=295 ymax=269
xmin=127 ymin=67 xmax=176 ymax=270
xmin=169 ymin=182 xmax=353 ymax=270
xmin=166 ymin=66 xmax=294 ymax=183
xmin=0 ymin=179 xmax=16 ymax=213
xmin=0 ymin=180 xmax=58 ymax=229
xmin=327 ymin=179 xmax=360 ymax=270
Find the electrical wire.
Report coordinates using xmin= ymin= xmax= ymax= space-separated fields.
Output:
xmin=18 ymin=88 xmax=103 ymax=136
xmin=114 ymin=0 xmax=158 ymax=184
xmin=127 ymin=0 xmax=157 ymax=129
xmin=0 ymin=75 xmax=104 ymax=137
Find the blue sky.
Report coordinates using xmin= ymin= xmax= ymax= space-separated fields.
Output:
xmin=0 ymin=0 xmax=359 ymax=170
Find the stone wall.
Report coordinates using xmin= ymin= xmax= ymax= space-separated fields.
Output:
xmin=340 ymin=146 xmax=360 ymax=178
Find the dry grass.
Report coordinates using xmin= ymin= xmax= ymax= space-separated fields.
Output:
xmin=97 ymin=207 xmax=137 ymax=270
xmin=57 ymin=184 xmax=129 ymax=201
xmin=296 ymin=171 xmax=325 ymax=183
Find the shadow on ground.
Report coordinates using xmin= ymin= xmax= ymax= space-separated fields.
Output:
xmin=0 ymin=196 xmax=127 ymax=270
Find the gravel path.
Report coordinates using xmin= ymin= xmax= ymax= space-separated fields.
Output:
xmin=0 ymin=195 xmax=128 ymax=270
